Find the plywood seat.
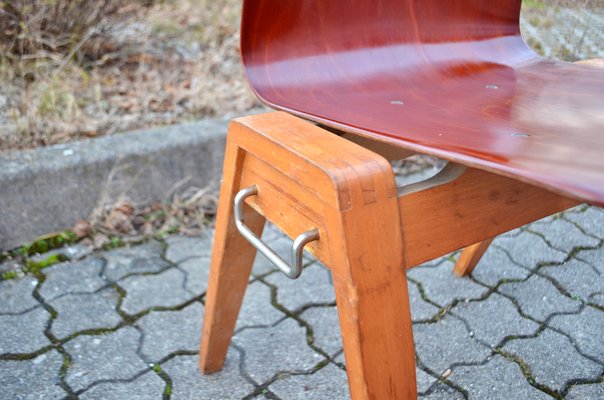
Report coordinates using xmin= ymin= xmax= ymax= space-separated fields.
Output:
xmin=242 ymin=1 xmax=604 ymax=205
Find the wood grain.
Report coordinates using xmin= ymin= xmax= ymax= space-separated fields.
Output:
xmin=241 ymin=0 xmax=604 ymax=206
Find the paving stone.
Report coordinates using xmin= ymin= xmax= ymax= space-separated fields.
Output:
xmin=540 ymin=258 xmax=603 ymax=304
xmin=528 ymin=218 xmax=600 ymax=253
xmin=50 ymin=289 xmax=122 ymax=339
xmin=300 ymin=306 xmax=342 ymax=356
xmin=0 ymin=350 xmax=66 ymax=400
xmin=233 ymin=318 xmax=325 ymax=383
xmin=420 ymin=383 xmax=465 ymax=400
xmin=575 ymin=246 xmax=604 ymax=275
xmin=102 ymin=240 xmax=169 ymax=281
xmin=564 ymin=207 xmax=604 ymax=240
xmin=549 ymin=306 xmax=604 ymax=361
xmin=449 ymin=355 xmax=552 ymax=400
xmin=416 ymin=368 xmax=438 ymax=394
xmin=504 ymin=328 xmax=602 ymax=392
xmin=408 ymin=280 xmax=440 ymax=322
xmin=237 ymin=280 xmax=285 ymax=330
xmin=266 ymin=263 xmax=335 ymax=312
xmin=64 ymin=326 xmax=148 ymax=391
xmin=451 ymin=293 xmax=539 ymax=348
xmin=162 ymin=352 xmax=254 ymax=400
xmin=413 ymin=315 xmax=490 ymax=374
xmin=178 ymin=256 xmax=210 ymax=296
xmin=407 ymin=261 xmax=489 ymax=307
xmin=0 ymin=307 xmax=50 ymax=354
xmin=269 ymin=364 xmax=350 ymax=400
xmin=0 ymin=275 xmax=39 ymax=314
xmin=120 ymin=268 xmax=193 ymax=315
xmin=566 ymin=381 xmax=604 ymax=400
xmin=498 ymin=275 xmax=582 ymax=321
xmin=165 ymin=233 xmax=213 ymax=263
xmin=137 ymin=302 xmax=203 ymax=362
xmin=468 ymin=245 xmax=531 ymax=287
xmin=493 ymin=231 xmax=566 ymax=269
xmin=39 ymin=257 xmax=106 ymax=302
xmin=80 ymin=370 xmax=165 ymax=400
xmin=332 ymin=353 xmax=435 ymax=394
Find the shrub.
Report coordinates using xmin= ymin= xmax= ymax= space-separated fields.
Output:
xmin=0 ymin=0 xmax=132 ymax=58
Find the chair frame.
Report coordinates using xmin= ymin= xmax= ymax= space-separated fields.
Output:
xmin=198 ymin=111 xmax=578 ymax=399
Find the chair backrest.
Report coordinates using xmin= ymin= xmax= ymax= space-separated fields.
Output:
xmin=241 ymin=0 xmax=530 ymax=104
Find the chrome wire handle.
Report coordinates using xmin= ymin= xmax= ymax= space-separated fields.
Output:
xmin=234 ymin=185 xmax=320 ymax=279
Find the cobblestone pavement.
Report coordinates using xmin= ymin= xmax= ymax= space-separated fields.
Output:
xmin=521 ymin=6 xmax=604 ymax=60
xmin=1 ymin=198 xmax=603 ymax=399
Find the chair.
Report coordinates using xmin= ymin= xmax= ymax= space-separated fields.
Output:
xmin=199 ymin=1 xmax=604 ymax=398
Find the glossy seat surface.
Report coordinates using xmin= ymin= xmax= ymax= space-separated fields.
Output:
xmin=241 ymin=0 xmax=604 ymax=205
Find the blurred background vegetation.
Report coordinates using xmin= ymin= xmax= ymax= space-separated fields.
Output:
xmin=0 ymin=0 xmax=602 ymax=150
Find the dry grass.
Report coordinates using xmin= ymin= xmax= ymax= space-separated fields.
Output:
xmin=0 ymin=0 xmax=600 ymax=150
xmin=0 ymin=0 xmax=259 ymax=150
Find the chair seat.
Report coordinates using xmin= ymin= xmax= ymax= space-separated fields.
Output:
xmin=241 ymin=1 xmax=604 ymax=205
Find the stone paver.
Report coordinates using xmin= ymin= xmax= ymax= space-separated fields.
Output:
xmin=566 ymin=381 xmax=604 ymax=400
xmin=137 ymin=302 xmax=203 ymax=362
xmin=564 ymin=207 xmax=604 ymax=240
xmin=102 ymin=240 xmax=170 ymax=281
xmin=504 ymin=328 xmax=602 ymax=392
xmin=265 ymin=263 xmax=336 ymax=312
xmin=492 ymin=230 xmax=567 ymax=270
xmin=269 ymin=364 xmax=350 ymax=400
xmin=233 ymin=318 xmax=325 ymax=383
xmin=162 ymin=352 xmax=254 ymax=400
xmin=64 ymin=326 xmax=148 ymax=391
xmin=528 ymin=218 xmax=600 ymax=253
xmin=451 ymin=293 xmax=539 ymax=348
xmin=39 ymin=257 xmax=106 ymax=302
xmin=499 ymin=274 xmax=582 ymax=321
xmin=165 ymin=233 xmax=213 ymax=263
xmin=540 ymin=258 xmax=604 ymax=305
xmin=0 ymin=275 xmax=39 ymax=314
xmin=408 ymin=260 xmax=489 ymax=307
xmin=80 ymin=370 xmax=165 ymax=400
xmin=0 ymin=350 xmax=66 ymax=400
xmin=178 ymin=256 xmax=210 ymax=296
xmin=468 ymin=244 xmax=531 ymax=287
xmin=450 ymin=355 xmax=553 ymax=400
xmin=575 ymin=246 xmax=604 ymax=275
xmin=408 ymin=280 xmax=440 ymax=322
xmin=549 ymin=306 xmax=604 ymax=362
xmin=0 ymin=307 xmax=51 ymax=354
xmin=236 ymin=280 xmax=285 ymax=330
xmin=300 ymin=306 xmax=342 ymax=356
xmin=119 ymin=268 xmax=193 ymax=315
xmin=413 ymin=315 xmax=491 ymax=374
xmin=50 ymin=289 xmax=122 ymax=339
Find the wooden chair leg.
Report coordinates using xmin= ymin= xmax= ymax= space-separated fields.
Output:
xmin=199 ymin=139 xmax=266 ymax=373
xmin=329 ymin=205 xmax=417 ymax=400
xmin=453 ymin=238 xmax=494 ymax=277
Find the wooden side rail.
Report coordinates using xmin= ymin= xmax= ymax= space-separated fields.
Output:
xmin=199 ymin=112 xmax=579 ymax=400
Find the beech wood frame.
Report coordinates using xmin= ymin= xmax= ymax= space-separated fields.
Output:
xmin=199 ymin=112 xmax=578 ymax=400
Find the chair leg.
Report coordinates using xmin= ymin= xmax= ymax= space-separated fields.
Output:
xmin=453 ymin=238 xmax=494 ymax=277
xmin=327 ymin=196 xmax=417 ymax=399
xmin=199 ymin=141 xmax=266 ymax=373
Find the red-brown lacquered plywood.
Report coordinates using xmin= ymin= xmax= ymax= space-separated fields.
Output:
xmin=240 ymin=0 xmax=604 ymax=205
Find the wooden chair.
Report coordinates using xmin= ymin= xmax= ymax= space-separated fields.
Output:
xmin=199 ymin=1 xmax=604 ymax=398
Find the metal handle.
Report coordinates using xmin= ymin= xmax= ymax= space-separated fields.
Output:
xmin=234 ymin=185 xmax=320 ymax=279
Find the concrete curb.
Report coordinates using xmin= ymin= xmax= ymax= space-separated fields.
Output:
xmin=0 ymin=118 xmax=229 ymax=250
